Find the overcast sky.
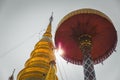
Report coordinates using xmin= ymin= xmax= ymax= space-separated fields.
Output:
xmin=0 ymin=0 xmax=120 ymax=80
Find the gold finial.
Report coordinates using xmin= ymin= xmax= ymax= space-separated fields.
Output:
xmin=43 ymin=12 xmax=53 ymax=37
xmin=49 ymin=12 xmax=53 ymax=24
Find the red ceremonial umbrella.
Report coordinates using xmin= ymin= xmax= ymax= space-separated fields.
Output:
xmin=55 ymin=8 xmax=117 ymax=65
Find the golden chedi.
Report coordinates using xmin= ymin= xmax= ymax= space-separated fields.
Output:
xmin=17 ymin=15 xmax=58 ymax=80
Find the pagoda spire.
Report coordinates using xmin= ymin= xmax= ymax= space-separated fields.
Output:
xmin=43 ymin=12 xmax=53 ymax=37
xmin=17 ymin=14 xmax=58 ymax=80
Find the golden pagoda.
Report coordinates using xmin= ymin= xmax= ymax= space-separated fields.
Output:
xmin=17 ymin=14 xmax=58 ymax=80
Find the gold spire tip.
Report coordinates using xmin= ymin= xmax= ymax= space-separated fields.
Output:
xmin=49 ymin=12 xmax=53 ymax=23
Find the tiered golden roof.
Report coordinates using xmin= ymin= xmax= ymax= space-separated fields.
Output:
xmin=17 ymin=15 xmax=58 ymax=80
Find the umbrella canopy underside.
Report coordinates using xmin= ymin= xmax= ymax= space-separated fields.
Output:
xmin=55 ymin=9 xmax=117 ymax=65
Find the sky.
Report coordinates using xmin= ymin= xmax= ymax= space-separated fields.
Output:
xmin=0 ymin=0 xmax=120 ymax=80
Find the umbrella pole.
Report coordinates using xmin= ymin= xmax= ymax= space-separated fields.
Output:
xmin=79 ymin=34 xmax=96 ymax=80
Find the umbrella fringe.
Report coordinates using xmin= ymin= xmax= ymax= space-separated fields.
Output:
xmin=61 ymin=37 xmax=117 ymax=65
